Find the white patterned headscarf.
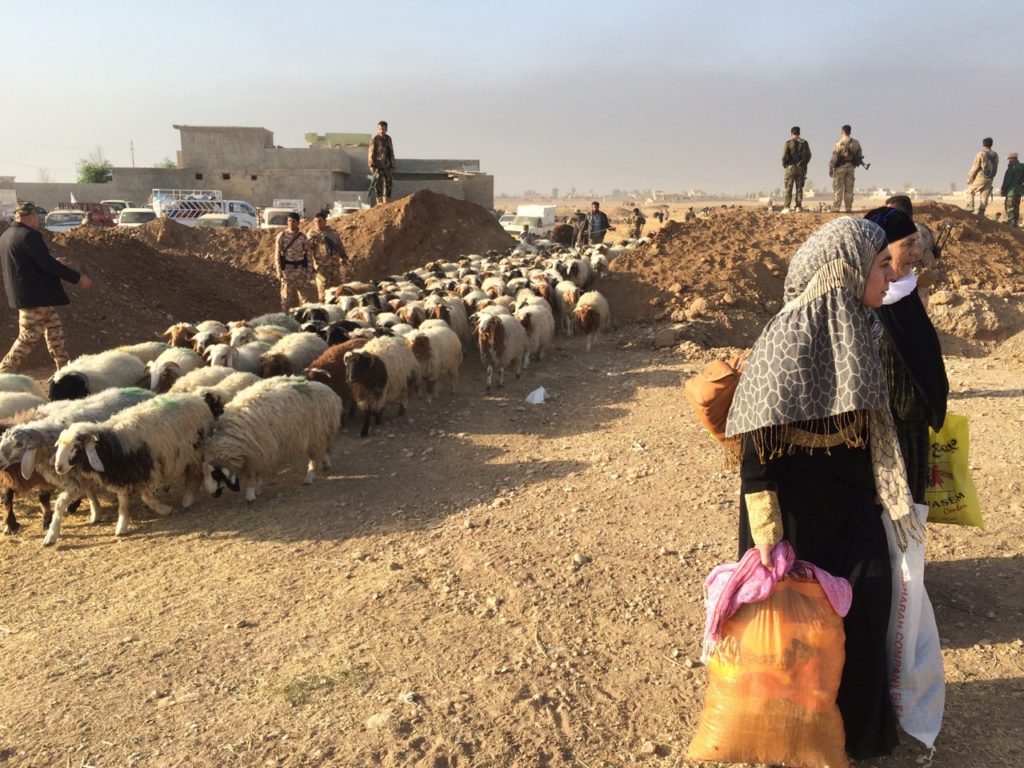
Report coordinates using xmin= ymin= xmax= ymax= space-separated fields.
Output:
xmin=726 ymin=217 xmax=921 ymax=548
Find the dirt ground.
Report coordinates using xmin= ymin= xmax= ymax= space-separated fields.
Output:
xmin=1 ymin=204 xmax=1022 ymax=767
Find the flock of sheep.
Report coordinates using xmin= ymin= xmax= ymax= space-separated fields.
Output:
xmin=0 ymin=244 xmax=612 ymax=546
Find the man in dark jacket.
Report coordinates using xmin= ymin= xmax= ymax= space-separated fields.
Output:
xmin=1 ymin=203 xmax=93 ymax=372
xmin=582 ymin=201 xmax=612 ymax=245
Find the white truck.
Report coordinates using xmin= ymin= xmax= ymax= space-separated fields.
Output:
xmin=501 ymin=204 xmax=556 ymax=238
xmin=260 ymin=198 xmax=305 ymax=229
xmin=327 ymin=192 xmax=371 ymax=219
xmin=151 ymin=189 xmax=258 ymax=229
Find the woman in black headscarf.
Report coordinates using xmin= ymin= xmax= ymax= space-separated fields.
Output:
xmin=864 ymin=204 xmax=949 ymax=503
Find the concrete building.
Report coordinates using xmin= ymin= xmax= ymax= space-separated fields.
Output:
xmin=12 ymin=125 xmax=494 ymax=213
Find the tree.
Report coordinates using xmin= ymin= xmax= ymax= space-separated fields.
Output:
xmin=37 ymin=167 xmax=53 ymax=183
xmin=154 ymin=156 xmax=176 ymax=169
xmin=76 ymin=146 xmax=112 ymax=183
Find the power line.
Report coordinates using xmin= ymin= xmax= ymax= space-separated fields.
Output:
xmin=0 ymin=156 xmax=76 ymax=173
xmin=0 ymin=135 xmax=131 ymax=151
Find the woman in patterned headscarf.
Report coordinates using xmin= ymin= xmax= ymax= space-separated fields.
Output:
xmin=725 ymin=216 xmax=920 ymax=760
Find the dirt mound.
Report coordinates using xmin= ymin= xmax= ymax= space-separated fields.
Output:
xmin=611 ymin=202 xmax=1024 ymax=348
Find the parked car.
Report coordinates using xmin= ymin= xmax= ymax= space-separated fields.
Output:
xmin=56 ymin=202 xmax=115 ymax=227
xmin=100 ymin=199 xmax=137 ymax=216
xmin=44 ymin=209 xmax=87 ymax=233
xmin=117 ymin=208 xmax=157 ymax=227
xmin=195 ymin=213 xmax=239 ymax=229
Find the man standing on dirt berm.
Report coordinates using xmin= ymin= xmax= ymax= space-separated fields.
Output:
xmin=369 ymin=121 xmax=396 ymax=205
xmin=0 ymin=202 xmax=93 ymax=373
xmin=829 ymin=124 xmax=863 ymax=213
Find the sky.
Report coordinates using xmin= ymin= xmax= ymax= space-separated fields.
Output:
xmin=2 ymin=0 xmax=1021 ymax=196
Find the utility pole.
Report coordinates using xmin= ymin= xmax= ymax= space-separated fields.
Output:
xmin=130 ymin=140 xmax=135 ymax=168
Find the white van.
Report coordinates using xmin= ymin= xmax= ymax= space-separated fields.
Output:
xmin=117 ymin=208 xmax=157 ymax=227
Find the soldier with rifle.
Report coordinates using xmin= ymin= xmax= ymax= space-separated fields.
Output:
xmin=368 ymin=121 xmax=395 ymax=205
xmin=780 ymin=126 xmax=811 ymax=213
xmin=828 ymin=124 xmax=867 ymax=213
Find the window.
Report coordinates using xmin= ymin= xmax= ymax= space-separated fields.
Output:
xmin=251 ymin=174 xmax=258 ymax=181
xmin=195 ymin=173 xmax=204 ymax=181
xmin=222 ymin=173 xmax=231 ymax=181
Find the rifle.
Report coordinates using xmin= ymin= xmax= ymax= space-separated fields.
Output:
xmin=933 ymin=221 xmax=953 ymax=260
xmin=367 ymin=170 xmax=380 ymax=206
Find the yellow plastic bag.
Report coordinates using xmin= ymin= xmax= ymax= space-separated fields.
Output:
xmin=925 ymin=413 xmax=983 ymax=528
xmin=687 ymin=578 xmax=849 ymax=768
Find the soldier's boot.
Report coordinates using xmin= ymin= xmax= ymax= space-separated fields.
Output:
xmin=380 ymin=197 xmax=388 ymax=204
xmin=977 ymin=205 xmax=986 ymax=217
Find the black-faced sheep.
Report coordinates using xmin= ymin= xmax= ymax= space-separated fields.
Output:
xmin=476 ymin=311 xmax=527 ymax=393
xmin=49 ymin=350 xmax=147 ymax=401
xmin=0 ymin=388 xmax=155 ymax=540
xmin=53 ymin=392 xmax=222 ymax=543
xmin=202 ymin=377 xmax=341 ymax=502
xmin=257 ymin=333 xmax=328 ymax=378
xmin=344 ymin=335 xmax=418 ymax=437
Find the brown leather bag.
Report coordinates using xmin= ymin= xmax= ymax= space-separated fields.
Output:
xmin=684 ymin=350 xmax=750 ymax=443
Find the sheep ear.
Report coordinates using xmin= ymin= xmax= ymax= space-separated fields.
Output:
xmin=85 ymin=439 xmax=105 ymax=472
xmin=20 ymin=447 xmax=38 ymax=480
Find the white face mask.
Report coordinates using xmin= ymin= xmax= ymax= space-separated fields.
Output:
xmin=882 ymin=270 xmax=918 ymax=305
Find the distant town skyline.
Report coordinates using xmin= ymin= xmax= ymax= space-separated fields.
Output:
xmin=2 ymin=0 xmax=1019 ymax=197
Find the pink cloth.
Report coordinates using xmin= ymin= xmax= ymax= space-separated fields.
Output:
xmin=701 ymin=540 xmax=853 ymax=661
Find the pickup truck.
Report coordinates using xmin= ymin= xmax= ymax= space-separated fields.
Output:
xmin=57 ymin=202 xmax=115 ymax=227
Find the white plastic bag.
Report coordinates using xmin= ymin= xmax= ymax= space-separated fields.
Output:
xmin=882 ymin=502 xmax=945 ymax=748
xmin=525 ymin=387 xmax=546 ymax=405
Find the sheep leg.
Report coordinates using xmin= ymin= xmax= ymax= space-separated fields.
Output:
xmin=243 ymin=473 xmax=259 ymax=503
xmin=497 ymin=365 xmax=506 ymax=389
xmin=515 ymin=354 xmax=524 ymax=379
xmin=304 ymin=459 xmax=317 ymax=485
xmin=141 ymin=490 xmax=173 ymax=517
xmin=360 ymin=409 xmax=372 ymax=438
xmin=522 ymin=351 xmax=531 ymax=370
xmin=38 ymin=490 xmax=53 ymax=530
xmin=85 ymin=490 xmax=103 ymax=524
xmin=585 ymin=334 xmax=593 ymax=354
xmin=320 ymin=451 xmax=333 ymax=471
xmin=485 ymin=363 xmax=494 ymax=393
xmin=3 ymin=489 xmax=19 ymax=535
xmin=114 ymin=491 xmax=132 ymax=537
xmin=181 ymin=465 xmax=202 ymax=509
xmin=42 ymin=492 xmax=75 ymax=546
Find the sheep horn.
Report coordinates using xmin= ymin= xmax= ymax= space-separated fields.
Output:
xmin=85 ymin=440 xmax=105 ymax=473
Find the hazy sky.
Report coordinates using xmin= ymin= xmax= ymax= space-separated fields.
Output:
xmin=2 ymin=0 xmax=1020 ymax=196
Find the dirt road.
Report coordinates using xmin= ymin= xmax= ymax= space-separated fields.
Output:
xmin=2 ymin=317 xmax=1020 ymax=767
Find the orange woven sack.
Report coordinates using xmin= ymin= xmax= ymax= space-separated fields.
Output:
xmin=687 ymin=578 xmax=849 ymax=768
xmin=683 ymin=350 xmax=749 ymax=444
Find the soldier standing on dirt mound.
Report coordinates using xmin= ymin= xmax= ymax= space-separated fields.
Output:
xmin=0 ymin=202 xmax=93 ymax=373
xmin=369 ymin=121 xmax=396 ymax=205
xmin=307 ymin=210 xmax=350 ymax=301
xmin=780 ymin=126 xmax=811 ymax=213
xmin=1001 ymin=152 xmax=1023 ymax=228
xmin=965 ymin=137 xmax=999 ymax=217
xmin=275 ymin=212 xmax=312 ymax=312
xmin=628 ymin=207 xmax=646 ymax=239
xmin=829 ymin=124 xmax=863 ymax=213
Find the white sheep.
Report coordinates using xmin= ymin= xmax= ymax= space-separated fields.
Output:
xmin=116 ymin=341 xmax=171 ymax=366
xmin=515 ymin=300 xmax=556 ymax=369
xmin=0 ymin=387 xmax=155 ymax=544
xmin=147 ymin=347 xmax=205 ymax=393
xmin=424 ymin=295 xmax=471 ymax=346
xmin=574 ymin=290 xmax=611 ymax=353
xmin=257 ymin=332 xmax=328 ymax=377
xmin=202 ymin=376 xmax=341 ymax=502
xmin=168 ymin=366 xmax=239 ymax=394
xmin=49 ymin=350 xmax=147 ymax=401
xmin=406 ymin=321 xmax=463 ymax=400
xmin=0 ymin=391 xmax=46 ymax=420
xmin=555 ymin=280 xmax=582 ymax=337
xmin=0 ymin=374 xmax=45 ymax=399
xmin=205 ymin=341 xmax=271 ymax=373
xmin=53 ymin=391 xmax=223 ymax=542
xmin=344 ymin=334 xmax=419 ymax=437
xmin=476 ymin=312 xmax=527 ymax=393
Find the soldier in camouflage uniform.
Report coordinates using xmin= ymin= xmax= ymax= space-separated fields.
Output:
xmin=275 ymin=212 xmax=313 ymax=312
xmin=368 ymin=121 xmax=396 ymax=205
xmin=966 ymin=137 xmax=999 ymax=216
xmin=1001 ymin=152 xmax=1023 ymax=228
xmin=0 ymin=203 xmax=93 ymax=372
xmin=829 ymin=124 xmax=863 ymax=212
xmin=628 ymin=207 xmax=646 ymax=238
xmin=307 ymin=210 xmax=350 ymax=301
xmin=780 ymin=126 xmax=811 ymax=212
